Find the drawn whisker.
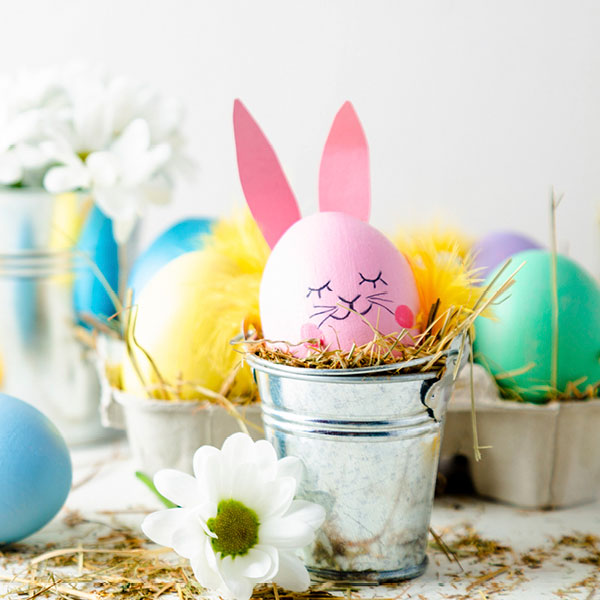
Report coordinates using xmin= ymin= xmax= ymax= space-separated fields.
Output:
xmin=318 ymin=309 xmax=339 ymax=328
xmin=367 ymin=294 xmax=392 ymax=303
xmin=367 ymin=291 xmax=389 ymax=297
xmin=310 ymin=306 xmax=336 ymax=318
xmin=359 ymin=304 xmax=373 ymax=317
xmin=369 ymin=300 xmax=394 ymax=315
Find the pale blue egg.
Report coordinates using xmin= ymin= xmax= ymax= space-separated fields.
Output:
xmin=74 ymin=205 xmax=119 ymax=326
xmin=128 ymin=218 xmax=213 ymax=299
xmin=0 ymin=394 xmax=72 ymax=544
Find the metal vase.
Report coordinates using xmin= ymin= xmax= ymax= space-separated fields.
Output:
xmin=246 ymin=339 xmax=466 ymax=584
xmin=0 ymin=188 xmax=111 ymax=444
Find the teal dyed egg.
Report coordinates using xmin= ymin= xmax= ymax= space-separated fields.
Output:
xmin=128 ymin=218 xmax=213 ymax=299
xmin=74 ymin=205 xmax=119 ymax=326
xmin=0 ymin=395 xmax=72 ymax=544
xmin=474 ymin=249 xmax=600 ymax=402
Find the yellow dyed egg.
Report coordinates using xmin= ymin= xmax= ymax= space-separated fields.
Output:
xmin=49 ymin=193 xmax=89 ymax=250
xmin=122 ymin=249 xmax=259 ymax=400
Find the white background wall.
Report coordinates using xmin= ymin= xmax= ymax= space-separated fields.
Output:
xmin=1 ymin=0 xmax=598 ymax=276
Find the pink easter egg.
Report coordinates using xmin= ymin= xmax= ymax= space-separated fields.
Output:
xmin=260 ymin=212 xmax=419 ymax=354
xmin=233 ymin=99 xmax=420 ymax=356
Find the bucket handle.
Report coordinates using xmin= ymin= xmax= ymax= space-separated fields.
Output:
xmin=423 ymin=334 xmax=470 ymax=422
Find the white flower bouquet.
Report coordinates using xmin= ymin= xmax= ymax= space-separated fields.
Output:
xmin=0 ymin=63 xmax=190 ymax=241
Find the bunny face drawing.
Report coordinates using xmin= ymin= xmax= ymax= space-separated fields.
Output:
xmin=233 ymin=100 xmax=419 ymax=355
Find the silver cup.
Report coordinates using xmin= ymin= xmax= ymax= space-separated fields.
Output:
xmin=246 ymin=338 xmax=466 ymax=583
xmin=0 ymin=188 xmax=111 ymax=444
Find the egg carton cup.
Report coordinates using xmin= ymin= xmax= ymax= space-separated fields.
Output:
xmin=441 ymin=364 xmax=600 ymax=509
xmin=96 ymin=337 xmax=263 ymax=476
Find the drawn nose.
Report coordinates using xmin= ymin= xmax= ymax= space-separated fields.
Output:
xmin=338 ymin=294 xmax=361 ymax=307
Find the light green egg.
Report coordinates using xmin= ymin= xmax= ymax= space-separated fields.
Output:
xmin=474 ymin=249 xmax=600 ymax=403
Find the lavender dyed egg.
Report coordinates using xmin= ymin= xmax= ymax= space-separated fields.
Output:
xmin=473 ymin=231 xmax=542 ymax=281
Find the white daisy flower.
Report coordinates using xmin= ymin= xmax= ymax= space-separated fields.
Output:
xmin=142 ymin=433 xmax=326 ymax=600
xmin=0 ymin=62 xmax=190 ymax=241
xmin=0 ymin=65 xmax=71 ymax=186
xmin=44 ymin=118 xmax=173 ymax=242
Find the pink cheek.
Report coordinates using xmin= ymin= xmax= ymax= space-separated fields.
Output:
xmin=394 ymin=305 xmax=415 ymax=329
xmin=301 ymin=322 xmax=325 ymax=349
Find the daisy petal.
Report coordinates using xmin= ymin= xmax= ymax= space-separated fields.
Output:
xmin=254 ymin=544 xmax=280 ymax=581
xmin=274 ymin=551 xmax=311 ymax=592
xmin=154 ymin=469 xmax=202 ymax=508
xmin=276 ymin=456 xmax=304 ymax=486
xmin=203 ymin=451 xmax=228 ymax=503
xmin=192 ymin=502 xmax=218 ymax=532
xmin=231 ymin=546 xmax=275 ymax=579
xmin=219 ymin=556 xmax=255 ymax=600
xmin=171 ymin=517 xmax=209 ymax=559
xmin=193 ymin=445 xmax=220 ymax=481
xmin=259 ymin=477 xmax=296 ymax=519
xmin=112 ymin=118 xmax=151 ymax=156
xmin=259 ymin=516 xmax=315 ymax=549
xmin=0 ymin=152 xmax=22 ymax=184
xmin=191 ymin=543 xmax=225 ymax=592
xmin=141 ymin=508 xmax=188 ymax=547
xmin=44 ymin=163 xmax=89 ymax=192
xmin=86 ymin=151 xmax=118 ymax=187
xmin=204 ymin=531 xmax=220 ymax=570
xmin=125 ymin=143 xmax=171 ymax=185
xmin=230 ymin=462 xmax=264 ymax=509
xmin=253 ymin=440 xmax=278 ymax=476
xmin=14 ymin=143 xmax=47 ymax=169
xmin=221 ymin=432 xmax=255 ymax=466
xmin=112 ymin=214 xmax=138 ymax=244
xmin=284 ymin=500 xmax=326 ymax=530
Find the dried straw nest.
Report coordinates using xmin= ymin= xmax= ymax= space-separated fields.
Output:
xmin=238 ymin=260 xmax=520 ymax=380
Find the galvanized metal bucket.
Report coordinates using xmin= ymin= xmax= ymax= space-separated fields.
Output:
xmin=0 ymin=188 xmax=112 ymax=444
xmin=246 ymin=337 xmax=466 ymax=584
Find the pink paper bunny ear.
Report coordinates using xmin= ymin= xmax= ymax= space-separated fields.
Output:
xmin=318 ymin=101 xmax=370 ymax=221
xmin=233 ymin=99 xmax=301 ymax=249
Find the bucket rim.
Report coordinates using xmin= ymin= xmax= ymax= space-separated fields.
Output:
xmin=233 ymin=334 xmax=463 ymax=378
xmin=244 ymin=352 xmax=450 ymax=383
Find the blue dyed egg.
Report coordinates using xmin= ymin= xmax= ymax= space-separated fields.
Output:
xmin=0 ymin=395 xmax=72 ymax=544
xmin=74 ymin=205 xmax=119 ymax=326
xmin=128 ymin=218 xmax=213 ymax=298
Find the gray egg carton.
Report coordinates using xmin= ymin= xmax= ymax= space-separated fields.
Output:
xmin=95 ymin=336 xmax=263 ymax=476
xmin=441 ymin=364 xmax=600 ymax=509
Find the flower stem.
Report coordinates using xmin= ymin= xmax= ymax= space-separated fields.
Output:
xmin=135 ymin=471 xmax=178 ymax=508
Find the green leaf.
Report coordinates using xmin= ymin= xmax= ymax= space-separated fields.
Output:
xmin=135 ymin=471 xmax=178 ymax=508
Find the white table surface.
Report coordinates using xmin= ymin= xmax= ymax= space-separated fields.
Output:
xmin=2 ymin=437 xmax=599 ymax=599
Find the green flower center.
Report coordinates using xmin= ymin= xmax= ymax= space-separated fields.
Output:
xmin=207 ymin=499 xmax=260 ymax=558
